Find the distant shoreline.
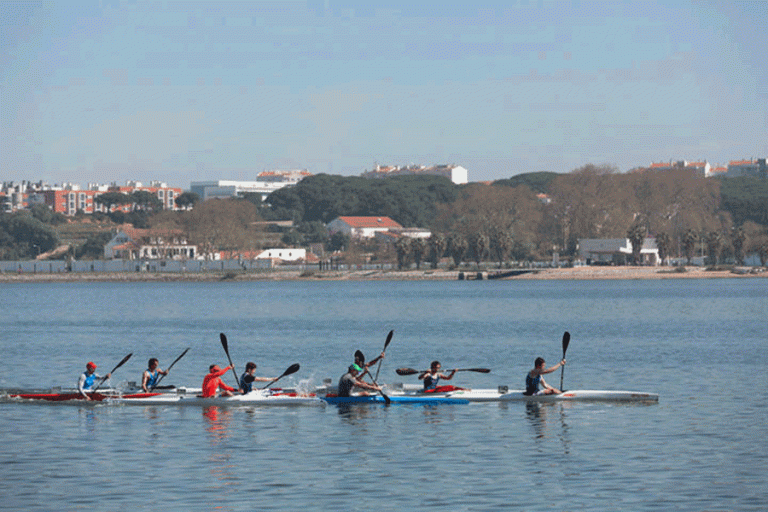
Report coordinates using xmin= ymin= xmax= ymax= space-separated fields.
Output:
xmin=0 ymin=266 xmax=764 ymax=283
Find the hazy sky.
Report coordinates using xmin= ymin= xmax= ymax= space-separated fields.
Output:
xmin=2 ymin=1 xmax=767 ymax=188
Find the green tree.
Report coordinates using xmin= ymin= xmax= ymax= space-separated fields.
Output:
xmin=468 ymin=232 xmax=489 ymax=268
xmin=627 ymin=221 xmax=647 ymax=265
xmin=175 ymin=192 xmax=201 ymax=209
xmin=29 ymin=203 xmax=67 ymax=225
xmin=682 ymin=229 xmax=698 ymax=265
xmin=427 ymin=232 xmax=447 ymax=269
xmin=0 ymin=212 xmax=59 ymax=259
xmin=130 ymin=190 xmax=163 ymax=212
xmin=94 ymin=192 xmax=132 ymax=211
xmin=655 ymin=232 xmax=672 ymax=265
xmin=705 ymin=231 xmax=724 ymax=266
xmin=75 ymin=231 xmax=114 ymax=260
xmin=490 ymin=228 xmax=514 ymax=267
xmin=327 ymin=231 xmax=349 ymax=252
xmin=411 ymin=237 xmax=428 ymax=270
xmin=447 ymin=232 xmax=467 ymax=267
xmin=394 ymin=236 xmax=413 ymax=270
xmin=731 ymin=227 xmax=747 ymax=265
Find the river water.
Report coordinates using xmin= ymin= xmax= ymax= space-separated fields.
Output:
xmin=1 ymin=279 xmax=766 ymax=511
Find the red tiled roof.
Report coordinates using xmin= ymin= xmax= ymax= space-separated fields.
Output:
xmin=335 ymin=216 xmax=403 ymax=229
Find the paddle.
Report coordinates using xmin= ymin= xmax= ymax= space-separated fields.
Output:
xmin=149 ymin=347 xmax=190 ymax=392
xmin=352 ymin=348 xmax=390 ymax=404
xmin=219 ymin=333 xmax=241 ymax=390
xmin=395 ymin=367 xmax=491 ymax=376
xmin=259 ymin=363 xmax=301 ymax=390
xmin=92 ymin=353 xmax=133 ymax=391
xmin=559 ymin=331 xmax=570 ymax=391
xmin=373 ymin=330 xmax=394 ymax=382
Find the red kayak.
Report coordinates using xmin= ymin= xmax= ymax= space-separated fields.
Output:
xmin=9 ymin=392 xmax=162 ymax=402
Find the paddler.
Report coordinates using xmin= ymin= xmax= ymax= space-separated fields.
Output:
xmin=418 ymin=360 xmax=456 ymax=391
xmin=202 ymin=364 xmax=240 ymax=398
xmin=77 ymin=362 xmax=111 ymax=400
xmin=524 ymin=357 xmax=566 ymax=395
xmin=337 ymin=364 xmax=382 ymax=397
xmin=141 ymin=358 xmax=169 ymax=392
xmin=239 ymin=362 xmax=275 ymax=394
xmin=353 ymin=350 xmax=385 ymax=380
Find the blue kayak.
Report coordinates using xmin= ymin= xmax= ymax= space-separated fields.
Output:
xmin=322 ymin=395 xmax=469 ymax=405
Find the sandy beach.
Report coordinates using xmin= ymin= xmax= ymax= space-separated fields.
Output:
xmin=0 ymin=265 xmax=764 ymax=283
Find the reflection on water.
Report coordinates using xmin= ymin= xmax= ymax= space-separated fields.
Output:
xmin=524 ymin=402 xmax=571 ymax=453
xmin=203 ymin=406 xmax=232 ymax=443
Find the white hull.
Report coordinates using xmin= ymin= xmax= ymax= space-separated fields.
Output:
xmin=391 ymin=388 xmax=659 ymax=403
xmin=111 ymin=390 xmax=324 ymax=406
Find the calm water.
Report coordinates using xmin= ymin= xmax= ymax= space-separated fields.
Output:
xmin=1 ymin=279 xmax=766 ymax=511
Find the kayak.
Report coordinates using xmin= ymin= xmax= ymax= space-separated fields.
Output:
xmin=111 ymin=390 xmax=324 ymax=406
xmin=390 ymin=386 xmax=659 ymax=403
xmin=3 ymin=390 xmax=163 ymax=402
xmin=322 ymin=394 xmax=469 ymax=405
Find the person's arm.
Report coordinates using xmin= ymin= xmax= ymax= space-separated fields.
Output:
xmin=355 ymin=380 xmax=381 ymax=391
xmin=540 ymin=376 xmax=553 ymax=391
xmin=366 ymin=351 xmax=386 ymax=368
xmin=252 ymin=376 xmax=275 ymax=382
xmin=541 ymin=360 xmax=565 ymax=375
xmin=219 ymin=381 xmax=236 ymax=392
xmin=441 ymin=370 xmax=457 ymax=381
xmin=141 ymin=371 xmax=150 ymax=392
xmin=418 ymin=372 xmax=429 ymax=381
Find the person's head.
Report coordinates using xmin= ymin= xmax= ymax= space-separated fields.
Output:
xmin=534 ymin=357 xmax=545 ymax=368
xmin=209 ymin=364 xmax=221 ymax=373
xmin=430 ymin=361 xmax=441 ymax=371
xmin=245 ymin=362 xmax=257 ymax=373
xmin=148 ymin=358 xmax=159 ymax=370
xmin=354 ymin=351 xmax=364 ymax=365
xmin=86 ymin=361 xmax=97 ymax=373
xmin=348 ymin=363 xmax=362 ymax=375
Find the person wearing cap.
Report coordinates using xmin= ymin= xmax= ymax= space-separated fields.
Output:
xmin=239 ymin=362 xmax=275 ymax=394
xmin=77 ymin=362 xmax=111 ymax=400
xmin=337 ymin=363 xmax=381 ymax=397
xmin=418 ymin=361 xmax=456 ymax=391
xmin=141 ymin=358 xmax=169 ymax=392
xmin=202 ymin=364 xmax=239 ymax=398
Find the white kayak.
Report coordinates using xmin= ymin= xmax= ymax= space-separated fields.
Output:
xmin=390 ymin=384 xmax=658 ymax=403
xmin=110 ymin=389 xmax=324 ymax=406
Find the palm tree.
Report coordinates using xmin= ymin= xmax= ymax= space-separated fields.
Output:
xmin=411 ymin=238 xmax=428 ymax=270
xmin=447 ymin=233 xmax=467 ymax=268
xmin=682 ymin=229 xmax=698 ymax=265
xmin=490 ymin=228 xmax=514 ymax=267
xmin=469 ymin=232 xmax=489 ymax=268
xmin=731 ymin=227 xmax=747 ymax=265
xmin=428 ymin=233 xmax=447 ymax=269
xmin=394 ymin=237 xmax=413 ymax=270
xmin=627 ymin=221 xmax=647 ymax=265
xmin=705 ymin=231 xmax=724 ymax=266
xmin=655 ymin=232 xmax=672 ymax=266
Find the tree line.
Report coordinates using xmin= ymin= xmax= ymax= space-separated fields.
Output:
xmin=2 ymin=166 xmax=768 ymax=265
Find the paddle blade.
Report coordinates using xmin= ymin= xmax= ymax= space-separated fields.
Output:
xmin=395 ymin=368 xmax=419 ymax=376
xmin=282 ymin=363 xmax=300 ymax=377
xmin=113 ymin=353 xmax=133 ymax=371
xmin=383 ymin=330 xmax=394 ymax=350
xmin=562 ymin=331 xmax=571 ymax=357
xmin=220 ymin=333 xmax=229 ymax=352
xmin=461 ymin=368 xmax=491 ymax=373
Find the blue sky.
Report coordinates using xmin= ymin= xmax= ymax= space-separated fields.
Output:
xmin=2 ymin=0 xmax=767 ymax=188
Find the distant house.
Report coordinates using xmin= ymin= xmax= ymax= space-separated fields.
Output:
xmin=104 ymin=226 xmax=198 ymax=260
xmin=254 ymin=248 xmax=307 ymax=262
xmin=578 ymin=238 xmax=659 ymax=266
xmin=326 ymin=216 xmax=403 ymax=239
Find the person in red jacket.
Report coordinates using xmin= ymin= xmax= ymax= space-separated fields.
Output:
xmin=202 ymin=364 xmax=239 ymax=397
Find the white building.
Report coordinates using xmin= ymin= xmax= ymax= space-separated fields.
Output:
xmin=255 ymin=248 xmax=306 ymax=261
xmin=361 ymin=164 xmax=468 ymax=184
xmin=327 ymin=216 xmax=404 ymax=239
xmin=578 ymin=238 xmax=659 ymax=266
xmin=190 ymin=170 xmax=312 ymax=201
xmin=726 ymin=158 xmax=767 ymax=178
xmin=104 ymin=227 xmax=198 ymax=260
